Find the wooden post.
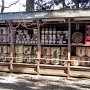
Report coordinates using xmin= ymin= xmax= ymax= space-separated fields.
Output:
xmin=8 ymin=21 xmax=14 ymax=72
xmin=37 ymin=19 xmax=41 ymax=75
xmin=67 ymin=18 xmax=71 ymax=78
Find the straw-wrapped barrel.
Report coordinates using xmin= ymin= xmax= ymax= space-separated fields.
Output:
xmin=60 ymin=56 xmax=67 ymax=66
xmin=76 ymin=47 xmax=86 ymax=57
xmin=86 ymin=47 xmax=90 ymax=57
xmin=50 ymin=47 xmax=60 ymax=65
xmin=80 ymin=57 xmax=90 ymax=66
xmin=71 ymin=56 xmax=80 ymax=66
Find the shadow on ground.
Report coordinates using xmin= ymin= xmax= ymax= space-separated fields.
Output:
xmin=0 ymin=77 xmax=89 ymax=90
xmin=0 ymin=72 xmax=90 ymax=90
xmin=0 ymin=82 xmax=78 ymax=90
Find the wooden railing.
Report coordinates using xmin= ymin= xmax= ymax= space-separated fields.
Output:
xmin=0 ymin=57 xmax=90 ymax=77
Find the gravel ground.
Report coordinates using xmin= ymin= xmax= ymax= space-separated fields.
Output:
xmin=0 ymin=73 xmax=90 ymax=90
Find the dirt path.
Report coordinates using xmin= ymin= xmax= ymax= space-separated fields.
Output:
xmin=0 ymin=74 xmax=90 ymax=90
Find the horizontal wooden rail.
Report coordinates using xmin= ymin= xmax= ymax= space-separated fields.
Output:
xmin=0 ymin=57 xmax=90 ymax=62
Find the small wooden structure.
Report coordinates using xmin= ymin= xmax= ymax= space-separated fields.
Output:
xmin=0 ymin=9 xmax=90 ymax=78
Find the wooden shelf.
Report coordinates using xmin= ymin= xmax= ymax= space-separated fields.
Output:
xmin=14 ymin=43 xmax=37 ymax=45
xmin=41 ymin=44 xmax=68 ymax=46
xmin=1 ymin=43 xmax=90 ymax=47
xmin=0 ymin=43 xmax=10 ymax=45
xmin=14 ymin=44 xmax=68 ymax=46
xmin=71 ymin=44 xmax=90 ymax=46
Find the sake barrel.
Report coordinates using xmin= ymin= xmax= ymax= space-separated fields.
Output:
xmin=7 ymin=46 xmax=10 ymax=53
xmin=3 ymin=36 xmax=7 ymax=43
xmin=15 ymin=45 xmax=23 ymax=54
xmin=23 ymin=55 xmax=31 ymax=63
xmin=87 ymin=57 xmax=90 ymax=66
xmin=1 ymin=27 xmax=7 ymax=34
xmin=23 ymin=46 xmax=31 ymax=54
xmin=63 ymin=31 xmax=68 ymax=38
xmin=31 ymin=46 xmax=38 ymax=56
xmin=50 ymin=47 xmax=60 ymax=65
xmin=61 ymin=47 xmax=68 ymax=56
xmin=15 ymin=54 xmax=23 ymax=63
xmin=41 ymin=56 xmax=50 ymax=64
xmin=3 ymin=46 xmax=8 ymax=53
xmin=80 ymin=57 xmax=90 ymax=66
xmin=41 ymin=47 xmax=50 ymax=56
xmin=50 ymin=58 xmax=60 ymax=65
xmin=71 ymin=56 xmax=80 ymax=66
xmin=76 ymin=47 xmax=86 ymax=57
xmin=51 ymin=47 xmax=60 ymax=57
xmin=3 ymin=54 xmax=10 ymax=62
xmin=86 ymin=47 xmax=90 ymax=57
xmin=60 ymin=56 xmax=68 ymax=66
xmin=0 ymin=54 xmax=9 ymax=62
xmin=31 ymin=55 xmax=38 ymax=64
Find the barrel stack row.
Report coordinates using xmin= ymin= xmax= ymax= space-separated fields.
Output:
xmin=71 ymin=47 xmax=90 ymax=66
xmin=15 ymin=46 xmax=68 ymax=65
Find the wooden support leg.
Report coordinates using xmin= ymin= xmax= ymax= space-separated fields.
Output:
xmin=37 ymin=59 xmax=40 ymax=75
xmin=8 ymin=20 xmax=14 ymax=73
xmin=37 ymin=19 xmax=41 ymax=75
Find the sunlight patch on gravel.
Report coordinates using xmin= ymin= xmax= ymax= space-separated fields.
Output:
xmin=0 ymin=74 xmax=18 ymax=83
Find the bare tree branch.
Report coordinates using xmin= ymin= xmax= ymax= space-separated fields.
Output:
xmin=0 ymin=0 xmax=20 ymax=13
xmin=5 ymin=0 xmax=20 ymax=8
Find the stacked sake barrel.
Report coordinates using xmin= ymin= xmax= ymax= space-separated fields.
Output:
xmin=31 ymin=46 xmax=38 ymax=64
xmin=15 ymin=45 xmax=38 ymax=63
xmin=41 ymin=47 xmax=68 ymax=65
xmin=41 ymin=47 xmax=51 ymax=64
xmin=15 ymin=29 xmax=37 ymax=44
xmin=41 ymin=26 xmax=56 ymax=44
xmin=71 ymin=47 xmax=90 ymax=66
xmin=60 ymin=47 xmax=68 ymax=66
xmin=71 ymin=47 xmax=85 ymax=66
xmin=0 ymin=27 xmax=10 ymax=43
xmin=15 ymin=45 xmax=23 ymax=63
xmin=52 ymin=26 xmax=56 ymax=44
xmin=75 ymin=47 xmax=85 ymax=66
xmin=41 ymin=26 xmax=68 ymax=45
xmin=0 ymin=45 xmax=10 ymax=62
xmin=23 ymin=46 xmax=32 ymax=63
xmin=79 ymin=47 xmax=90 ymax=66
xmin=50 ymin=47 xmax=60 ymax=65
xmin=85 ymin=47 xmax=90 ymax=66
xmin=41 ymin=27 xmax=44 ymax=44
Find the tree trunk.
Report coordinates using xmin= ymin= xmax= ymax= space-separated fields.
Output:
xmin=26 ymin=0 xmax=34 ymax=11
xmin=76 ymin=0 xmax=79 ymax=9
xmin=62 ymin=0 xmax=65 ymax=9
xmin=1 ymin=0 xmax=5 ymax=13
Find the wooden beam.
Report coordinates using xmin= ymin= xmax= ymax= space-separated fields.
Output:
xmin=67 ymin=18 xmax=71 ymax=78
